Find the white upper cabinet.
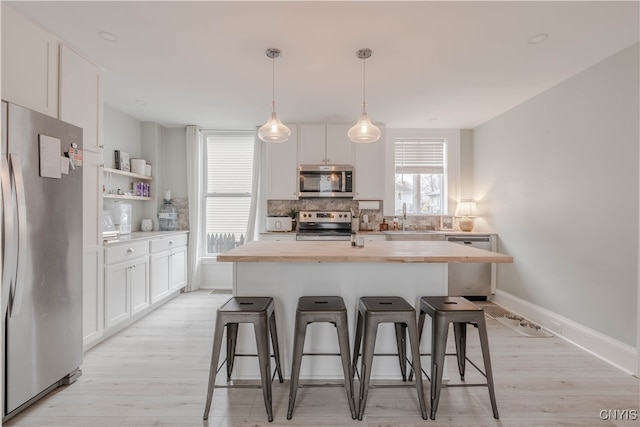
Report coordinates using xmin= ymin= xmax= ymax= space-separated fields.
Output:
xmin=298 ymin=124 xmax=352 ymax=165
xmin=1 ymin=4 xmax=59 ymax=117
xmin=265 ymin=125 xmax=298 ymax=200
xmin=59 ymin=45 xmax=103 ymax=153
xmin=353 ymin=126 xmax=386 ymax=200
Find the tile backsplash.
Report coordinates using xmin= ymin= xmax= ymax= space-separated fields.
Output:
xmin=267 ymin=199 xmax=441 ymax=231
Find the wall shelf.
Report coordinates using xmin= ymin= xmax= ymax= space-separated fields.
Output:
xmin=104 ymin=167 xmax=153 ymax=181
xmin=103 ymin=194 xmax=153 ymax=201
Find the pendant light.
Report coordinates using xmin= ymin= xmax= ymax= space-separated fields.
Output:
xmin=258 ymin=48 xmax=290 ymax=143
xmin=348 ymin=48 xmax=381 ymax=143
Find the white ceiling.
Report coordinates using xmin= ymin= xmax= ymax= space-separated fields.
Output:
xmin=9 ymin=1 xmax=639 ymax=130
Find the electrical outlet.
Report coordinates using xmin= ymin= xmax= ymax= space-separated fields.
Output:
xmin=549 ymin=320 xmax=563 ymax=334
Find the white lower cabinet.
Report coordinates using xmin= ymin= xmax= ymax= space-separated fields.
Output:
xmin=130 ymin=259 xmax=150 ymax=315
xmin=104 ymin=241 xmax=149 ymax=330
xmin=150 ymin=251 xmax=171 ymax=303
xmin=170 ymin=245 xmax=187 ymax=290
xmin=97 ymin=232 xmax=188 ymax=348
xmin=150 ymin=233 xmax=188 ymax=304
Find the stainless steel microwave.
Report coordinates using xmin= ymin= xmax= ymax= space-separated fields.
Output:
xmin=298 ymin=165 xmax=354 ymax=198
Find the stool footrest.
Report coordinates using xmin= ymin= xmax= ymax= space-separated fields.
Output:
xmin=446 ymin=383 xmax=491 ymax=388
xmin=302 ymin=352 xmax=342 ymax=357
xmin=298 ymin=382 xmax=350 ymax=388
xmin=212 ymin=384 xmax=262 ymax=389
xmin=368 ymin=383 xmax=424 ymax=389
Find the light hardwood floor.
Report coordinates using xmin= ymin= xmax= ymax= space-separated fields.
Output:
xmin=6 ymin=290 xmax=639 ymax=427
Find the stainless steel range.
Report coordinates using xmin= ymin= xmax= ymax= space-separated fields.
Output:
xmin=296 ymin=210 xmax=353 ymax=241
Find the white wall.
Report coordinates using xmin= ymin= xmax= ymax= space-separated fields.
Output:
xmin=162 ymin=127 xmax=188 ymax=198
xmin=473 ymin=44 xmax=639 ymax=347
xmin=103 ymin=104 xmax=142 ymax=169
xmin=103 ymin=104 xmax=146 ymax=230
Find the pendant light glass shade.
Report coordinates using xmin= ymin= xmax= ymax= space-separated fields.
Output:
xmin=258 ymin=48 xmax=290 ymax=143
xmin=258 ymin=103 xmax=290 ymax=143
xmin=348 ymin=103 xmax=381 ymax=143
xmin=349 ymin=48 xmax=380 ymax=143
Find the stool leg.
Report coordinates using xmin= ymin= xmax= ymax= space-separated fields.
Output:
xmin=335 ymin=313 xmax=357 ymax=420
xmin=254 ymin=316 xmax=274 ymax=422
xmin=204 ymin=315 xmax=226 ymax=420
xmin=394 ymin=322 xmax=407 ymax=381
xmin=407 ymin=317 xmax=428 ymax=420
xmin=268 ymin=311 xmax=284 ymax=383
xmin=477 ymin=315 xmax=499 ymax=419
xmin=287 ymin=315 xmax=308 ymax=420
xmin=430 ymin=315 xmax=449 ymax=420
xmin=352 ymin=309 xmax=364 ymax=378
xmin=357 ymin=319 xmax=378 ymax=421
xmin=226 ymin=322 xmax=239 ymax=380
xmin=408 ymin=309 xmax=426 ymax=382
xmin=453 ymin=322 xmax=467 ymax=380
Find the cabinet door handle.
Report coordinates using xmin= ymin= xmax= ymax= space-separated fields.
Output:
xmin=169 ymin=240 xmax=174 ymax=244
xmin=127 ymin=248 xmax=135 ymax=253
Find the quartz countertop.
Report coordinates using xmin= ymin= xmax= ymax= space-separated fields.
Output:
xmin=103 ymin=230 xmax=189 ymax=246
xmin=217 ymin=240 xmax=512 ymax=263
xmin=260 ymin=230 xmax=496 ymax=236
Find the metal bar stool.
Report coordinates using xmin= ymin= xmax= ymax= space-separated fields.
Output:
xmin=203 ymin=296 xmax=284 ymax=422
xmin=352 ymin=296 xmax=428 ymax=421
xmin=412 ymin=296 xmax=499 ymax=420
xmin=287 ymin=296 xmax=357 ymax=420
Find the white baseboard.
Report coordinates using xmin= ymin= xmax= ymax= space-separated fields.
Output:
xmin=492 ymin=289 xmax=637 ymax=376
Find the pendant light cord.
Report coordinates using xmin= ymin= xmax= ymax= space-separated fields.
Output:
xmin=271 ymin=57 xmax=276 ymax=113
xmin=362 ymin=58 xmax=366 ymax=108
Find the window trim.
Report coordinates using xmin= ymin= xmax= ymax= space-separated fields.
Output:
xmin=384 ymin=129 xmax=461 ymax=217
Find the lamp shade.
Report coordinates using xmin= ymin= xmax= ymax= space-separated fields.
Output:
xmin=348 ymin=107 xmax=381 ymax=143
xmin=455 ymin=200 xmax=478 ymax=217
xmin=258 ymin=109 xmax=290 ymax=143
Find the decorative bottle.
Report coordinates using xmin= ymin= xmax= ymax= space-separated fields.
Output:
xmin=158 ymin=191 xmax=178 ymax=231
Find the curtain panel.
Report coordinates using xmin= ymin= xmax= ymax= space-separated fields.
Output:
xmin=185 ymin=125 xmax=202 ymax=292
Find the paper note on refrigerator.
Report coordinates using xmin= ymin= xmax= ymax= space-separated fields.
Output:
xmin=60 ymin=156 xmax=70 ymax=175
xmin=39 ymin=134 xmax=61 ymax=178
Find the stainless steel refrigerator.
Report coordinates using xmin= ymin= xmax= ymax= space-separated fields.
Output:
xmin=1 ymin=101 xmax=83 ymax=420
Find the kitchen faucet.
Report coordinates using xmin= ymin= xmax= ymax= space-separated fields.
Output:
xmin=402 ymin=202 xmax=407 ymax=231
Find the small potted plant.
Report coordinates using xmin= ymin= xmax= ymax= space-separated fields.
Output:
xmin=287 ymin=207 xmax=298 ymax=231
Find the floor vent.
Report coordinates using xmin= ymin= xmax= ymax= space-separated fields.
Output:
xmin=474 ymin=301 xmax=553 ymax=338
xmin=209 ymin=289 xmax=232 ymax=295
xmin=474 ymin=302 xmax=513 ymax=320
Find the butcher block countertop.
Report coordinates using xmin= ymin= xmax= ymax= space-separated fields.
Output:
xmin=217 ymin=240 xmax=513 ymax=264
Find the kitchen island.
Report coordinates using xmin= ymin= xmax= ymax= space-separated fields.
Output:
xmin=217 ymin=240 xmax=512 ymax=379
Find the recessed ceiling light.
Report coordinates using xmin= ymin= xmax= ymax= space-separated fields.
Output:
xmin=134 ymin=100 xmax=147 ymax=106
xmin=98 ymin=31 xmax=118 ymax=42
xmin=428 ymin=118 xmax=439 ymax=123
xmin=528 ymin=33 xmax=549 ymax=44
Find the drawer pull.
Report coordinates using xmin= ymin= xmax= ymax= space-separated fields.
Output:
xmin=169 ymin=240 xmax=174 ymax=244
xmin=126 ymin=248 xmax=135 ymax=253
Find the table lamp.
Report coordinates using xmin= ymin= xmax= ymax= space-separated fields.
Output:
xmin=455 ymin=200 xmax=478 ymax=232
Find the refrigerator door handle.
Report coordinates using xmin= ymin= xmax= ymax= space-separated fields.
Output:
xmin=1 ymin=155 xmax=16 ymax=317
xmin=9 ymin=153 xmax=27 ymax=317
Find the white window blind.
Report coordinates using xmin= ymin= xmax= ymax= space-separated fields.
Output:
xmin=204 ymin=131 xmax=255 ymax=253
xmin=394 ymin=138 xmax=447 ymax=215
xmin=395 ymin=139 xmax=446 ymax=174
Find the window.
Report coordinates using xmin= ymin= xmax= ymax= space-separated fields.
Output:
xmin=203 ymin=131 xmax=255 ymax=254
xmin=394 ymin=138 xmax=447 ymax=215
